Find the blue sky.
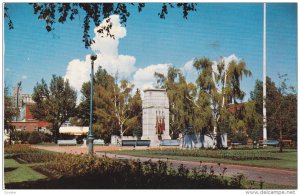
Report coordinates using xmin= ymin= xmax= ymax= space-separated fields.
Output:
xmin=4 ymin=3 xmax=297 ymax=101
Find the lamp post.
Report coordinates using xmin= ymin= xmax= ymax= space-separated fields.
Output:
xmin=88 ymin=54 xmax=97 ymax=155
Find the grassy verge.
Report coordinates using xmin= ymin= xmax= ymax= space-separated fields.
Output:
xmin=113 ymin=148 xmax=297 ymax=170
xmin=4 ymin=158 xmax=47 ymax=184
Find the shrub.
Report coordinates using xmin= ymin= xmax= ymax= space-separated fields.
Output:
xmin=12 ymin=131 xmax=31 ymax=143
xmin=38 ymin=132 xmax=52 ymax=142
xmin=4 ymin=144 xmax=36 ymax=154
xmin=28 ymin=131 xmax=42 ymax=144
xmin=76 ymin=134 xmax=86 ymax=144
xmin=58 ymin=133 xmax=75 ymax=140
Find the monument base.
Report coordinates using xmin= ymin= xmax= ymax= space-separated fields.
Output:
xmin=141 ymin=134 xmax=171 ymax=146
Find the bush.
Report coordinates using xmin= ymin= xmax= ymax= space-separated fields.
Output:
xmin=4 ymin=144 xmax=36 ymax=154
xmin=38 ymin=132 xmax=52 ymax=143
xmin=76 ymin=134 xmax=86 ymax=144
xmin=58 ymin=133 xmax=75 ymax=140
xmin=28 ymin=131 xmax=42 ymax=144
xmin=12 ymin=131 xmax=31 ymax=143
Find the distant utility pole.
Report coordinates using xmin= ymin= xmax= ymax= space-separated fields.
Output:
xmin=263 ymin=3 xmax=267 ymax=142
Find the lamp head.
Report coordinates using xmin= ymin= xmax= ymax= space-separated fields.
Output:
xmin=90 ymin=54 xmax=97 ymax=61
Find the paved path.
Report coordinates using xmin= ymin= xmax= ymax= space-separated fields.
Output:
xmin=96 ymin=152 xmax=297 ymax=187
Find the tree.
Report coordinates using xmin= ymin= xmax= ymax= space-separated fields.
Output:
xmin=187 ymin=57 xmax=251 ymax=147
xmin=126 ymin=89 xmax=143 ymax=137
xmin=76 ymin=66 xmax=142 ymax=142
xmin=270 ymin=74 xmax=297 ymax=152
xmin=250 ymin=76 xmax=297 ymax=151
xmin=4 ymin=3 xmax=197 ymax=48
xmin=4 ymin=85 xmax=19 ymax=144
xmin=154 ymin=66 xmax=202 ymax=138
xmin=31 ymin=75 xmax=77 ymax=142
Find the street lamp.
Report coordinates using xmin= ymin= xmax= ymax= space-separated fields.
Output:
xmin=88 ymin=54 xmax=97 ymax=155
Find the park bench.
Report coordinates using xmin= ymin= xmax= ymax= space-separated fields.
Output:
xmin=282 ymin=140 xmax=292 ymax=146
xmin=259 ymin=140 xmax=279 ymax=147
xmin=57 ymin=139 xmax=77 ymax=146
xmin=122 ymin=140 xmax=151 ymax=147
xmin=136 ymin=140 xmax=151 ymax=147
xmin=122 ymin=140 xmax=137 ymax=147
xmin=160 ymin=139 xmax=180 ymax=146
xmin=93 ymin=139 xmax=105 ymax=145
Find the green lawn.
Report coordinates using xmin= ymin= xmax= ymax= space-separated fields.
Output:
xmin=4 ymin=158 xmax=47 ymax=184
xmin=113 ymin=148 xmax=297 ymax=170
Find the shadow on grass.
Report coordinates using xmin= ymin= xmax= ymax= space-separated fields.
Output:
xmin=4 ymin=168 xmax=18 ymax=172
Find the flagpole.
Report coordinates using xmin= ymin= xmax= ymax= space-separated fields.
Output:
xmin=263 ymin=3 xmax=268 ymax=142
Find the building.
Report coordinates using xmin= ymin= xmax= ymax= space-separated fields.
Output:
xmin=11 ymin=102 xmax=50 ymax=133
xmin=11 ymin=84 xmax=34 ymax=121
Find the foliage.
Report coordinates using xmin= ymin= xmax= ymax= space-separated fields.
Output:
xmin=189 ymin=57 xmax=251 ymax=146
xmin=75 ymin=66 xmax=142 ymax=142
xmin=154 ymin=66 xmax=208 ymax=139
xmin=4 ymin=85 xmax=19 ymax=135
xmin=4 ymin=144 xmax=38 ymax=154
xmin=28 ymin=131 xmax=42 ymax=144
xmin=12 ymin=131 xmax=31 ymax=143
xmin=250 ymin=76 xmax=297 ymax=148
xmin=31 ymin=75 xmax=77 ymax=142
xmin=38 ymin=155 xmax=242 ymax=189
xmin=4 ymin=144 xmax=58 ymax=163
xmin=155 ymin=58 xmax=251 ymax=145
xmin=4 ymin=3 xmax=197 ymax=48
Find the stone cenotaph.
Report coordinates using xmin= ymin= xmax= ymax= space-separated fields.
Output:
xmin=141 ymin=89 xmax=171 ymax=146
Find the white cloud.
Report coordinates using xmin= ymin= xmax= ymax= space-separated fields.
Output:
xmin=133 ymin=63 xmax=171 ymax=93
xmin=21 ymin=75 xmax=27 ymax=79
xmin=181 ymin=58 xmax=197 ymax=82
xmin=64 ymin=15 xmax=136 ymax=103
xmin=211 ymin=54 xmax=241 ymax=91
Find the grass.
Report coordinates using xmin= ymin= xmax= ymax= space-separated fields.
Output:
xmin=113 ymin=148 xmax=297 ymax=170
xmin=4 ymin=158 xmax=47 ymax=184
